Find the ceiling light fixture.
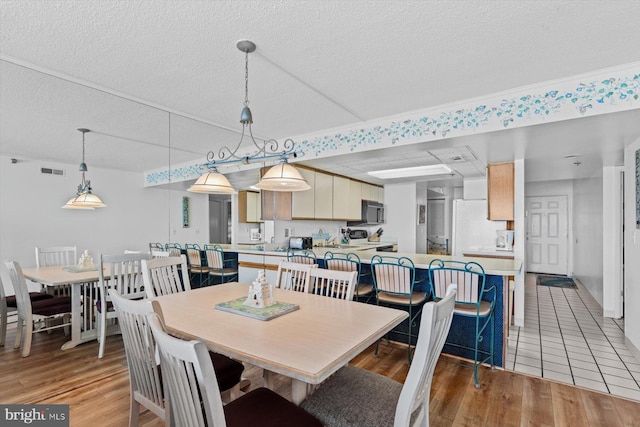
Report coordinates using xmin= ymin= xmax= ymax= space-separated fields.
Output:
xmin=188 ymin=40 xmax=310 ymax=194
xmin=367 ymin=164 xmax=453 ymax=179
xmin=62 ymin=128 xmax=106 ymax=209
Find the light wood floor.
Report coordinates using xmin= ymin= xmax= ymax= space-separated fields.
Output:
xmin=1 ymin=324 xmax=639 ymax=426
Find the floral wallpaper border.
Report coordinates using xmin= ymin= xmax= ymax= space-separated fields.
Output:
xmin=146 ymin=70 xmax=639 ymax=186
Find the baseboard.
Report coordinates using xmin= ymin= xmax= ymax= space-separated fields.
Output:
xmin=603 ymin=309 xmax=620 ymax=319
xmin=626 ymin=337 xmax=640 ymax=362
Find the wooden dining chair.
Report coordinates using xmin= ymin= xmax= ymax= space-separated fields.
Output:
xmin=147 ymin=312 xmax=323 ymax=427
xmin=142 ymin=256 xmax=191 ymax=298
xmin=97 ymin=253 xmax=148 ymax=358
xmin=204 ymin=244 xmax=238 ymax=285
xmin=371 ymin=255 xmax=429 ymax=364
xmin=140 ymin=257 xmax=245 ymax=399
xmin=429 ymin=259 xmax=496 ymax=388
xmin=324 ymin=251 xmax=374 ymax=302
xmin=1 ymin=271 xmax=54 ymax=347
xmin=301 ymin=286 xmax=457 ymax=427
xmin=109 ymin=290 xmax=167 ymax=426
xmin=4 ymin=261 xmax=72 ymax=357
xmin=35 ymin=245 xmax=77 ymax=296
xmin=275 ymin=261 xmax=316 ymax=293
xmin=308 ymin=268 xmax=357 ymax=300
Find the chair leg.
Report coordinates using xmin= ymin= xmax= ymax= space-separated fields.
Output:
xmin=22 ymin=319 xmax=33 ymax=357
xmin=0 ymin=308 xmax=6 ymax=347
xmin=129 ymin=395 xmax=140 ymax=427
xmin=14 ymin=315 xmax=23 ymax=350
xmin=98 ymin=309 xmax=106 ymax=359
xmin=474 ymin=315 xmax=481 ymax=388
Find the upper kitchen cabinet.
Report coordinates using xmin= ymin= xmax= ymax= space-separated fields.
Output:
xmin=361 ymin=183 xmax=384 ymax=202
xmin=291 ymin=168 xmax=315 ymax=219
xmin=238 ymin=190 xmax=262 ymax=223
xmin=332 ymin=176 xmax=351 ymax=220
xmin=314 ymin=172 xmax=333 ymax=219
xmin=487 ymin=162 xmax=514 ymax=220
xmin=347 ymin=180 xmax=362 ymax=220
xmin=261 ymin=190 xmax=292 ymax=220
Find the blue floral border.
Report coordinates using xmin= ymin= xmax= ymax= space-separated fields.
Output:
xmin=146 ymin=73 xmax=639 ymax=186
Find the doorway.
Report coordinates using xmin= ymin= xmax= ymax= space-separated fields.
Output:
xmin=526 ymin=195 xmax=568 ymax=275
xmin=209 ymin=194 xmax=231 ymax=244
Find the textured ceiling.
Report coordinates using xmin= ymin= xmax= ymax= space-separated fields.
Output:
xmin=1 ymin=0 xmax=640 ymax=188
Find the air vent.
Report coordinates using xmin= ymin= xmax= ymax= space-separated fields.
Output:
xmin=41 ymin=167 xmax=65 ymax=176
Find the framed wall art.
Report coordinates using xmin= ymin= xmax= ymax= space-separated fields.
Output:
xmin=182 ymin=196 xmax=190 ymax=228
xmin=417 ymin=204 xmax=426 ymax=225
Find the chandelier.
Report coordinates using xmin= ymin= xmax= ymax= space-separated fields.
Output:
xmin=188 ymin=40 xmax=310 ymax=194
xmin=62 ymin=128 xmax=106 ymax=209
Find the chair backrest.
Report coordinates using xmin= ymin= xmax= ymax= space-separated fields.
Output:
xmin=142 ymin=256 xmax=191 ymax=298
xmin=151 ymin=250 xmax=170 ymax=258
xmin=394 ymin=285 xmax=457 ymax=426
xmin=204 ymin=244 xmax=225 ymax=270
xmin=287 ymin=249 xmax=317 ymax=265
xmin=370 ymin=255 xmax=416 ymax=295
xmin=308 ymin=268 xmax=357 ymax=300
xmin=185 ymin=244 xmax=203 ymax=267
xmin=275 ymin=261 xmax=316 ymax=293
xmin=99 ymin=253 xmax=148 ymax=300
xmin=109 ymin=290 xmax=166 ymax=419
xmin=4 ymin=261 xmax=32 ymax=318
xmin=428 ymin=259 xmax=486 ymax=304
xmin=147 ymin=312 xmax=226 ymax=427
xmin=324 ymin=251 xmax=361 ymax=278
xmin=149 ymin=242 xmax=164 ymax=253
xmin=35 ymin=246 xmax=77 ymax=267
xmin=124 ymin=250 xmax=145 ymax=254
xmin=165 ymin=243 xmax=182 ymax=257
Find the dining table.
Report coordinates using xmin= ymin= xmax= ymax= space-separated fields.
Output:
xmin=21 ymin=265 xmax=104 ymax=350
xmin=152 ymin=282 xmax=409 ymax=404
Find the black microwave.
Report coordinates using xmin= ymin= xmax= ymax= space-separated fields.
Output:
xmin=348 ymin=201 xmax=385 ymax=226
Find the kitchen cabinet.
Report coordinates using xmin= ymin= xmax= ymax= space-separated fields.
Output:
xmin=332 ymin=176 xmax=351 ymax=220
xmin=487 ymin=162 xmax=514 ymax=220
xmin=314 ymin=172 xmax=333 ymax=219
xmin=237 ymin=253 xmax=283 ymax=284
xmin=361 ymin=183 xmax=372 ymax=201
xmin=347 ymin=180 xmax=362 ymax=220
xmin=238 ymin=191 xmax=261 ymax=223
xmin=291 ymin=168 xmax=315 ymax=219
xmin=260 ymin=190 xmax=292 ymax=220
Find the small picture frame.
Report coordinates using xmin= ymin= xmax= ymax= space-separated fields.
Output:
xmin=182 ymin=196 xmax=190 ymax=228
xmin=417 ymin=204 xmax=426 ymax=225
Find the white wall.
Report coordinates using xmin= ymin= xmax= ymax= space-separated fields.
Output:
xmin=624 ymin=137 xmax=640 ymax=354
xmin=602 ymin=166 xmax=624 ymax=318
xmin=513 ymin=159 xmax=526 ymax=327
xmin=572 ymin=173 xmax=604 ymax=305
xmin=0 ymin=154 xmax=208 ymax=294
xmin=416 ymin=186 xmax=427 ymax=253
xmin=384 ymin=183 xmax=417 ymax=253
xmin=463 ymin=177 xmax=487 ymax=200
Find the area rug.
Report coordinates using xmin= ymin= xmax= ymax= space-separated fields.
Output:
xmin=536 ymin=274 xmax=577 ymax=288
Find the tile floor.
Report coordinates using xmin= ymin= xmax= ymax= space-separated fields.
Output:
xmin=506 ymin=273 xmax=640 ymax=401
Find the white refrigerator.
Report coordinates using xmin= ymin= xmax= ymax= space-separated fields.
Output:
xmin=451 ymin=199 xmax=507 ymax=256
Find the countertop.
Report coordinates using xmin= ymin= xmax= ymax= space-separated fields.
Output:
xmin=220 ymin=243 xmax=522 ymax=276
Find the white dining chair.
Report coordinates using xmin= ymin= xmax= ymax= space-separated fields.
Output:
xmin=308 ymin=268 xmax=357 ymax=300
xmin=275 ymin=261 xmax=316 ymax=293
xmin=97 ymin=253 xmax=148 ymax=358
xmin=109 ymin=290 xmax=167 ymax=426
xmin=35 ymin=246 xmax=77 ymax=296
xmin=4 ymin=261 xmax=72 ymax=357
xmin=301 ymin=285 xmax=457 ymax=427
xmin=142 ymin=256 xmax=191 ymax=298
xmin=147 ymin=312 xmax=323 ymax=427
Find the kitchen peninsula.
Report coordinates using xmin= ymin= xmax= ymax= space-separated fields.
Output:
xmin=218 ymin=243 xmax=521 ymax=368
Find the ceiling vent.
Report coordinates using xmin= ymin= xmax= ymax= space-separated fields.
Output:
xmin=40 ymin=167 xmax=65 ymax=176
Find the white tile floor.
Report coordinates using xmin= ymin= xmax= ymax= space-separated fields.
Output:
xmin=506 ymin=273 xmax=640 ymax=401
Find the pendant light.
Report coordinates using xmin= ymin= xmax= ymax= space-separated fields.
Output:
xmin=62 ymin=128 xmax=106 ymax=209
xmin=188 ymin=40 xmax=309 ymax=193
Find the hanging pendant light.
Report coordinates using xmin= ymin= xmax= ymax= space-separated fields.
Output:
xmin=62 ymin=128 xmax=106 ymax=209
xmin=189 ymin=40 xmax=309 ymax=193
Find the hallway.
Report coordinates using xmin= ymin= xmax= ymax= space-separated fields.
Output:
xmin=506 ymin=273 xmax=640 ymax=401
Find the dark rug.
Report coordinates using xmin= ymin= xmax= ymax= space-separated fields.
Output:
xmin=536 ymin=274 xmax=577 ymax=288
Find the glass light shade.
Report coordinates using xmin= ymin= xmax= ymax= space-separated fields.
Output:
xmin=62 ymin=196 xmax=95 ymax=210
xmin=255 ymin=162 xmax=311 ymax=192
xmin=187 ymin=170 xmax=236 ymax=194
xmin=62 ymin=192 xmax=105 ymax=209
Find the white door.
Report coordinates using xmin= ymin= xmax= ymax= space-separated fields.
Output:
xmin=526 ymin=195 xmax=568 ymax=275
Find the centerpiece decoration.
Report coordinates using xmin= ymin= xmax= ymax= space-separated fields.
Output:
xmin=244 ymin=270 xmax=275 ymax=308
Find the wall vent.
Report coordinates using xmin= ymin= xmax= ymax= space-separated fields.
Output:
xmin=41 ymin=167 xmax=65 ymax=176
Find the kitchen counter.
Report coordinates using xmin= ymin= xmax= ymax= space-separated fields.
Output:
xmin=223 ymin=244 xmax=521 ymax=277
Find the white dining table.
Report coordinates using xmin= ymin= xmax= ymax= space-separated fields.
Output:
xmin=22 ymin=265 xmax=104 ymax=350
xmin=152 ymin=282 xmax=409 ymax=404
